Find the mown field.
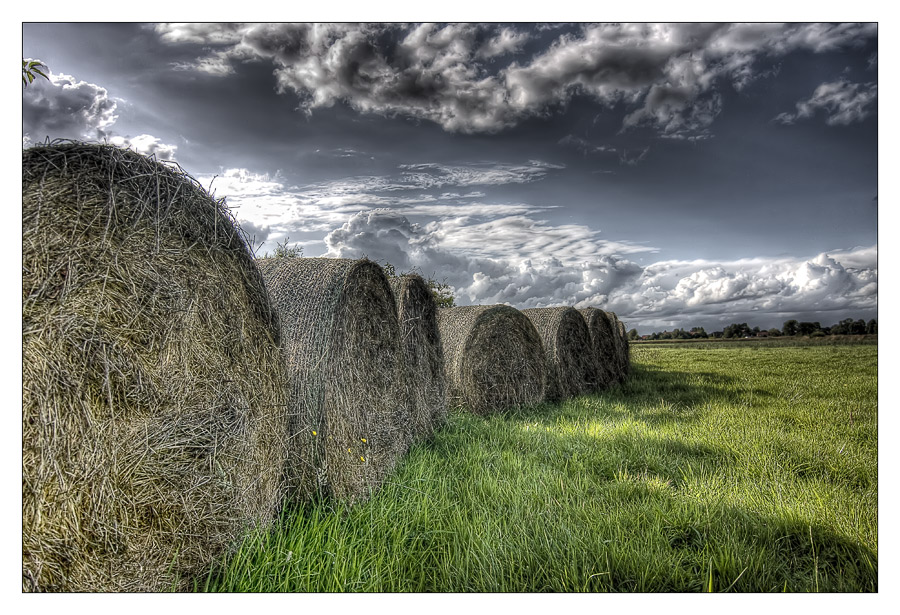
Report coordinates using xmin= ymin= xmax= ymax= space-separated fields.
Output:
xmin=200 ymin=341 xmax=877 ymax=592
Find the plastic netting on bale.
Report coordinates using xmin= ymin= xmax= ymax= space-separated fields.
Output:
xmin=437 ymin=305 xmax=546 ymax=414
xmin=578 ymin=307 xmax=622 ymax=386
xmin=22 ymin=142 xmax=288 ymax=592
xmin=388 ymin=274 xmax=448 ymax=449
xmin=521 ymin=307 xmax=598 ymax=400
xmin=257 ymin=257 xmax=406 ymax=504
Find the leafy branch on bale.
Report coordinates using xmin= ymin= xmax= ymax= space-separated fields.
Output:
xmin=23 ymin=59 xmax=49 ymax=87
xmin=383 ymin=262 xmax=456 ymax=308
xmin=271 ymin=237 xmax=304 ymax=258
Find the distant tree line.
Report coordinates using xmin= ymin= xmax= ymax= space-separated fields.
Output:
xmin=631 ymin=318 xmax=876 ymax=340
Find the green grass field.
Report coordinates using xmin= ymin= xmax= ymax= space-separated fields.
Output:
xmin=200 ymin=341 xmax=877 ymax=592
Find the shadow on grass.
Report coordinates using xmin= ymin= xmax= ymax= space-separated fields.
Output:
xmin=504 ymin=363 xmax=768 ymax=429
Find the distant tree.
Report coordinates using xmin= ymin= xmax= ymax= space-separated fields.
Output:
xmin=382 ymin=262 xmax=455 ymax=308
xmin=830 ymin=318 xmax=853 ymax=335
xmin=850 ymin=319 xmax=867 ymax=335
xmin=689 ymin=326 xmax=707 ymax=339
xmin=723 ymin=323 xmax=751 ymax=338
xmin=797 ymin=321 xmax=820 ymax=336
xmin=427 ymin=278 xmax=456 ymax=308
xmin=627 ymin=328 xmax=639 ymax=341
xmin=782 ymin=319 xmax=799 ymax=336
xmin=866 ymin=319 xmax=877 ymax=335
xmin=271 ymin=237 xmax=303 ymax=258
xmin=710 ymin=330 xmax=723 ymax=339
xmin=767 ymin=328 xmax=782 ymax=337
xmin=23 ymin=59 xmax=49 ymax=87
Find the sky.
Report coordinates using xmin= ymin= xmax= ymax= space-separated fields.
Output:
xmin=21 ymin=20 xmax=880 ymax=334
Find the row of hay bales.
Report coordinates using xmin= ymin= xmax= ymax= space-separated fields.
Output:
xmin=436 ymin=305 xmax=631 ymax=413
xmin=22 ymin=142 xmax=630 ymax=592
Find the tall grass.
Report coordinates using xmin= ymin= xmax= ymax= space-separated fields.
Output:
xmin=201 ymin=343 xmax=877 ymax=592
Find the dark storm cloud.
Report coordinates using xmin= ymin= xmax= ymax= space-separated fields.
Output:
xmin=154 ymin=22 xmax=876 ymax=138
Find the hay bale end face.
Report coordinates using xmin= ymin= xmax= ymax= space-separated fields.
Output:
xmin=389 ymin=274 xmax=448 ymax=448
xmin=257 ymin=257 xmax=405 ymax=504
xmin=22 ymin=142 xmax=288 ymax=592
xmin=578 ymin=307 xmax=622 ymax=387
xmin=522 ymin=307 xmax=598 ymax=401
xmin=437 ymin=305 xmax=546 ymax=413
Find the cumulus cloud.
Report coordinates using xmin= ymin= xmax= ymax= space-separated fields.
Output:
xmin=193 ymin=159 xmax=566 ymax=256
xmin=183 ymin=154 xmax=876 ymax=328
xmin=773 ymin=78 xmax=877 ymax=126
xmin=107 ymin=134 xmax=178 ymax=160
xmin=23 ymin=72 xmax=118 ymax=142
xmin=322 ymin=209 xmax=657 ymax=307
xmin=320 ymin=210 xmax=876 ymax=330
xmin=153 ymin=22 xmax=876 ymax=137
xmin=22 ymin=70 xmax=180 ymax=160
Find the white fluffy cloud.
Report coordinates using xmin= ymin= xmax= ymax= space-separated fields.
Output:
xmin=107 ymin=134 xmax=178 ymax=160
xmin=194 ymin=155 xmax=876 ymax=330
xmin=23 ymin=72 xmax=118 ymax=142
xmin=22 ymin=70 xmax=180 ymax=159
xmin=194 ymin=160 xmax=566 ymax=255
xmin=774 ymin=78 xmax=878 ymax=126
xmin=154 ymin=22 xmax=876 ymax=137
xmin=321 ymin=209 xmax=876 ymax=329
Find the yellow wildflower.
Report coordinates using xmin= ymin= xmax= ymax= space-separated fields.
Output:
xmin=360 ymin=438 xmax=367 ymax=443
xmin=312 ymin=431 xmax=317 ymax=436
xmin=360 ymin=456 xmax=365 ymax=462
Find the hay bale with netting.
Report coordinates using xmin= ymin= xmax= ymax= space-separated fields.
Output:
xmin=388 ymin=274 xmax=448 ymax=448
xmin=614 ymin=317 xmax=632 ymax=375
xmin=257 ymin=257 xmax=406 ymax=504
xmin=579 ymin=307 xmax=622 ymax=386
xmin=437 ymin=305 xmax=546 ymax=413
xmin=608 ymin=313 xmax=629 ymax=378
xmin=22 ymin=142 xmax=288 ymax=592
xmin=522 ymin=307 xmax=598 ymax=401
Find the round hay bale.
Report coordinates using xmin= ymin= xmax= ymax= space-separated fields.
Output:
xmin=608 ymin=312 xmax=629 ymax=379
xmin=613 ymin=316 xmax=632 ymax=375
xmin=22 ymin=142 xmax=288 ymax=592
xmin=257 ymin=257 xmax=405 ymax=504
xmin=437 ymin=305 xmax=546 ymax=413
xmin=578 ymin=307 xmax=621 ymax=387
xmin=388 ymin=274 xmax=448 ymax=447
xmin=521 ymin=307 xmax=598 ymax=401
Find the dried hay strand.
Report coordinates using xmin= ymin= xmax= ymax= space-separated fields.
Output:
xmin=578 ymin=307 xmax=622 ymax=387
xmin=22 ymin=142 xmax=288 ymax=592
xmin=257 ymin=257 xmax=405 ymax=504
xmin=521 ymin=307 xmax=598 ymax=401
xmin=388 ymin=274 xmax=448 ymax=447
xmin=437 ymin=305 xmax=546 ymax=413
